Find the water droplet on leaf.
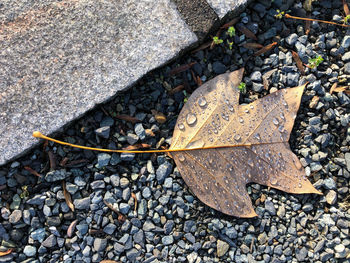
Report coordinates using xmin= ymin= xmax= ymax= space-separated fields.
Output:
xmin=178 ymin=123 xmax=185 ymax=130
xmin=198 ymin=97 xmax=207 ymax=107
xmin=186 ymin=113 xmax=197 ymax=125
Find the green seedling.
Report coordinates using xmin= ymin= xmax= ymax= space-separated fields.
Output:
xmin=238 ymin=82 xmax=246 ymax=93
xmin=212 ymin=36 xmax=223 ymax=45
xmin=344 ymin=15 xmax=350 ymax=25
xmin=227 ymin=26 xmax=236 ymax=38
xmin=275 ymin=9 xmax=285 ymax=19
xmin=308 ymin=55 xmax=324 ymax=69
xmin=227 ymin=40 xmax=234 ymax=50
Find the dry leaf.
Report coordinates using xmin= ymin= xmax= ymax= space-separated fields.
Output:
xmin=67 ymin=219 xmax=78 ymax=238
xmin=169 ymin=62 xmax=196 ymax=76
xmin=123 ymin=144 xmax=151 ymax=150
xmin=236 ymin=24 xmax=257 ymax=40
xmin=221 ymin=17 xmax=239 ymax=29
xmin=62 ymin=181 xmax=75 ymax=212
xmin=115 ymin=114 xmax=141 ymax=124
xmin=169 ymin=69 xmax=321 ymax=218
xmin=168 ymin=85 xmax=184 ymax=95
xmin=131 ymin=192 xmax=137 ymax=212
xmin=330 ymin=83 xmax=349 ymax=95
xmin=330 ymin=83 xmax=338 ymax=94
xmin=24 ymin=166 xmax=41 ymax=177
xmin=103 ymin=200 xmax=126 ymax=223
xmin=344 ymin=0 xmax=350 ymax=16
xmin=243 ymin=43 xmax=264 ymax=50
xmin=292 ymin=51 xmax=305 ymax=75
xmin=0 ymin=249 xmax=12 ymax=256
xmin=151 ymin=110 xmax=167 ymax=124
xmin=254 ymin=42 xmax=277 ymax=56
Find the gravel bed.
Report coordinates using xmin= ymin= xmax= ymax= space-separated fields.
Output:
xmin=1 ymin=0 xmax=350 ymax=262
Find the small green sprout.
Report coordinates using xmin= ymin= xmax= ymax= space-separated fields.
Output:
xmin=227 ymin=40 xmax=234 ymax=50
xmin=308 ymin=55 xmax=324 ymax=69
xmin=275 ymin=9 xmax=285 ymax=19
xmin=238 ymin=82 xmax=246 ymax=93
xmin=227 ymin=26 xmax=236 ymax=38
xmin=20 ymin=185 xmax=29 ymax=199
xmin=212 ymin=36 xmax=223 ymax=45
xmin=183 ymin=90 xmax=189 ymax=103
xmin=344 ymin=15 xmax=350 ymax=25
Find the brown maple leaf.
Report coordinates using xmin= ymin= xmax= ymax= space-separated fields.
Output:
xmin=169 ymin=68 xmax=322 ymax=218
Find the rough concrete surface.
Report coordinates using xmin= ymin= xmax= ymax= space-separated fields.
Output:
xmin=172 ymin=0 xmax=218 ymax=41
xmin=0 ymin=0 xmax=197 ymax=165
xmin=206 ymin=0 xmax=249 ymax=18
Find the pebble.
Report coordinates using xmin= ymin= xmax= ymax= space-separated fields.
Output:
xmin=286 ymin=33 xmax=298 ymax=46
xmin=264 ymin=200 xmax=276 ymax=215
xmin=45 ymin=169 xmax=69 ymax=182
xmin=96 ymin=153 xmax=111 ymax=168
xmin=325 ymin=190 xmax=337 ymax=205
xmin=341 ymin=35 xmax=350 ymax=49
xmin=42 ymin=234 xmax=57 ymax=248
xmin=31 ymin=228 xmax=46 ymax=242
xmin=217 ymin=240 xmax=229 ymax=257
xmin=94 ymin=238 xmax=107 ymax=252
xmin=212 ymin=61 xmax=227 ymax=74
xmin=120 ymin=152 xmax=135 ymax=161
xmin=161 ymin=235 xmax=173 ymax=245
xmin=323 ymin=178 xmax=336 ymax=190
xmin=156 ymin=162 xmax=173 ymax=183
xmin=73 ymin=197 xmax=90 ymax=210
xmin=120 ymin=177 xmax=129 ymax=188
xmin=9 ymin=209 xmax=22 ymax=224
xmin=103 ymin=223 xmax=117 ymax=235
xmin=95 ymin=126 xmax=110 ymax=139
xmin=23 ymin=245 xmax=37 ymax=257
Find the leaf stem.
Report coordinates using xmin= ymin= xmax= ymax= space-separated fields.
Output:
xmin=33 ymin=131 xmax=259 ymax=153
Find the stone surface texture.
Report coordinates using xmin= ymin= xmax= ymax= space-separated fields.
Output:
xmin=172 ymin=0 xmax=218 ymax=40
xmin=0 ymin=0 xmax=197 ymax=165
xmin=206 ymin=0 xmax=249 ymax=18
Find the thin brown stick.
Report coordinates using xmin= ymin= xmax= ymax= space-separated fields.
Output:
xmin=285 ymin=14 xmax=350 ymax=27
xmin=24 ymin=166 xmax=41 ymax=177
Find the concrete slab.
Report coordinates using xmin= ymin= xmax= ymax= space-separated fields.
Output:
xmin=0 ymin=0 xmax=197 ymax=165
xmin=206 ymin=0 xmax=249 ymax=18
xmin=171 ymin=0 xmax=218 ymax=41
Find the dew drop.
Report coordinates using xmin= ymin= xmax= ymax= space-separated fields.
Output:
xmin=178 ymin=123 xmax=185 ymax=130
xmin=186 ymin=113 xmax=197 ymax=125
xmin=178 ymin=154 xmax=185 ymax=162
xmin=247 ymin=159 xmax=254 ymax=167
xmin=213 ymin=129 xmax=218 ymax=134
xmin=228 ymin=104 xmax=234 ymax=112
xmin=198 ymin=97 xmax=207 ymax=107
xmin=298 ymin=183 xmax=302 ymax=188
xmin=234 ymin=134 xmax=241 ymax=141
xmin=280 ymin=112 xmax=285 ymax=120
xmin=250 ymin=105 xmax=254 ymax=109
xmin=272 ymin=118 xmax=279 ymax=125
xmin=239 ymin=117 xmax=244 ymax=123
xmin=254 ymin=133 xmax=261 ymax=141
xmin=271 ymin=177 xmax=278 ymax=185
xmin=244 ymin=109 xmax=249 ymax=113
xmin=278 ymin=125 xmax=285 ymax=133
